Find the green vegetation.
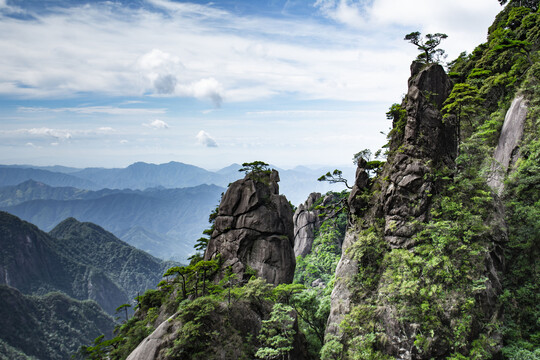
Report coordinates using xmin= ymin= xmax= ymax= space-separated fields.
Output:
xmin=239 ymin=161 xmax=273 ymax=182
xmin=323 ymin=3 xmax=540 ymax=358
xmin=318 ymin=170 xmax=352 ymax=189
xmin=256 ymin=303 xmax=297 ymax=360
xmin=404 ymin=31 xmax=448 ymax=64
xmin=0 ymin=285 xmax=114 ymax=360
xmin=443 ymin=5 xmax=540 ymax=355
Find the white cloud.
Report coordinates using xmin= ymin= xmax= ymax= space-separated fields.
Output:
xmin=185 ymin=78 xmax=224 ymax=108
xmin=18 ymin=106 xmax=166 ymax=115
xmin=196 ymin=130 xmax=218 ymax=148
xmin=314 ymin=0 xmax=367 ymax=28
xmin=98 ymin=127 xmax=115 ymax=132
xmin=136 ymin=49 xmax=183 ymax=95
xmin=120 ymin=139 xmax=129 ymax=144
xmin=143 ymin=119 xmax=169 ymax=129
xmin=26 ymin=128 xmax=73 ymax=140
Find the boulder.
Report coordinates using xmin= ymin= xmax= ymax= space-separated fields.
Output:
xmin=205 ymin=170 xmax=295 ymax=285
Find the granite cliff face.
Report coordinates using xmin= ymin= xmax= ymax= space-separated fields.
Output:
xmin=204 ymin=170 xmax=295 ymax=285
xmin=377 ymin=61 xmax=457 ymax=249
xmin=488 ymin=95 xmax=528 ymax=194
xmin=293 ymin=192 xmax=323 ymax=257
xmin=326 ymin=63 xmax=505 ymax=359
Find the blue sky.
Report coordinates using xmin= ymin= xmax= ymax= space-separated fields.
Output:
xmin=0 ymin=0 xmax=502 ymax=170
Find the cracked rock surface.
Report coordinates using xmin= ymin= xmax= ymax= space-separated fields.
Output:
xmin=205 ymin=170 xmax=295 ymax=285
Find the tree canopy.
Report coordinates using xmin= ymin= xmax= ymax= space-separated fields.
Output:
xmin=404 ymin=31 xmax=448 ymax=64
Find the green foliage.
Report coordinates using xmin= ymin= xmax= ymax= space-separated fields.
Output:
xmin=501 ymin=134 xmax=540 ymax=354
xmin=352 ymin=149 xmax=372 ymax=164
xmin=256 ymin=303 xmax=296 ymax=360
xmin=168 ymin=297 xmax=221 ymax=359
xmin=385 ymin=102 xmax=407 ymax=149
xmin=239 ymin=161 xmax=272 ymax=182
xmin=347 ymin=227 xmax=387 ymax=293
xmin=78 ymin=335 xmax=123 ymax=360
xmin=294 ymin=201 xmax=346 ymax=287
xmin=289 ymin=288 xmax=330 ymax=352
xmin=404 ymin=31 xmax=448 ymax=64
xmin=136 ymin=289 xmax=164 ymax=312
xmin=0 ymin=285 xmax=115 ymax=360
xmin=443 ymin=83 xmax=484 ymax=138
xmin=320 ymin=334 xmax=344 ymax=360
xmin=318 ymin=169 xmax=352 ymax=189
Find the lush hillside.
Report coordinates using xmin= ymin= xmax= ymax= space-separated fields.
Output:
xmin=0 ymin=211 xmax=128 ymax=314
xmin=0 ymin=184 xmax=224 ymax=261
xmin=0 ymin=285 xmax=114 ymax=360
xmin=49 ymin=218 xmax=175 ymax=302
xmin=0 ymin=211 xmax=174 ymax=315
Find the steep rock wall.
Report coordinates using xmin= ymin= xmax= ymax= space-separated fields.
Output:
xmin=326 ymin=63 xmax=504 ymax=359
xmin=328 ymin=62 xmax=456 ymax=337
xmin=488 ymin=95 xmax=528 ymax=194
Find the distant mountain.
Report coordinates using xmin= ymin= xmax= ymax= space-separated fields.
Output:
xmin=0 ymin=285 xmax=114 ymax=360
xmin=0 ymin=161 xmax=354 ymax=205
xmin=49 ymin=217 xmax=175 ymax=302
xmin=70 ymin=161 xmax=223 ymax=190
xmin=0 ymin=165 xmax=97 ymax=189
xmin=0 ymin=183 xmax=224 ymax=261
xmin=0 ymin=179 xmax=91 ymax=207
xmin=0 ymin=211 xmax=127 ymax=314
xmin=0 ymin=212 xmax=173 ymax=314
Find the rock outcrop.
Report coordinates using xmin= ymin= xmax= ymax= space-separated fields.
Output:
xmin=379 ymin=61 xmax=457 ymax=249
xmin=328 ymin=62 xmax=456 ymax=335
xmin=204 ymin=170 xmax=295 ymax=285
xmin=488 ymin=94 xmax=528 ymax=194
xmin=293 ymin=192 xmax=322 ymax=257
xmin=327 ymin=62 xmax=504 ymax=359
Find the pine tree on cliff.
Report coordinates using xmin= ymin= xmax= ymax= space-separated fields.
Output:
xmin=404 ymin=31 xmax=448 ymax=64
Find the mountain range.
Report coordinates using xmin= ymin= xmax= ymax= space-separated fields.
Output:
xmin=0 ymin=161 xmax=354 ymax=205
xmin=0 ymin=180 xmax=225 ymax=261
xmin=0 ymin=211 xmax=175 ymax=359
xmin=0 ymin=162 xmax=354 ymax=261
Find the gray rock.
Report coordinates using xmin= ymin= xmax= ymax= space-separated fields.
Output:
xmin=126 ymin=313 xmax=179 ymax=360
xmin=293 ymin=192 xmax=323 ymax=257
xmin=487 ymin=95 xmax=528 ymax=194
xmin=205 ymin=170 xmax=295 ymax=285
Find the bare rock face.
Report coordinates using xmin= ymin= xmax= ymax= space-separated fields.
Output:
xmin=487 ymin=95 xmax=528 ymax=194
xmin=293 ymin=192 xmax=322 ymax=257
xmin=205 ymin=170 xmax=295 ymax=285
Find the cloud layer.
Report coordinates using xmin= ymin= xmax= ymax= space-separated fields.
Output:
xmin=0 ymin=0 xmax=501 ymax=105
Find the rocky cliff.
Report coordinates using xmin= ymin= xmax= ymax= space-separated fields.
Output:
xmin=204 ymin=169 xmax=295 ymax=285
xmin=326 ymin=62 xmax=505 ymax=359
xmin=488 ymin=95 xmax=528 ymax=194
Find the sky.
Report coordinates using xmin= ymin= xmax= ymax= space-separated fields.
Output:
xmin=0 ymin=0 xmax=503 ymax=170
